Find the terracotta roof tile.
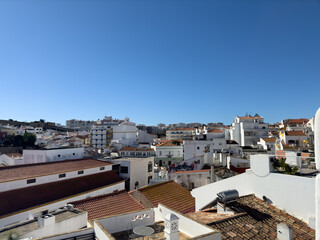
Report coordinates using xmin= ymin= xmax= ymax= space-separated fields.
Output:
xmin=119 ymin=147 xmax=154 ymax=152
xmin=261 ymin=138 xmax=277 ymax=142
xmin=0 ymin=159 xmax=111 ymax=183
xmin=285 ymin=131 xmax=306 ymax=136
xmin=208 ymin=130 xmax=223 ymax=133
xmin=172 ymin=169 xmax=211 ymax=174
xmin=70 ymin=190 xmax=145 ymax=220
xmin=287 ymin=119 xmax=309 ymax=125
xmin=197 ymin=195 xmax=316 ymax=239
xmin=0 ymin=171 xmax=123 ymax=217
xmin=136 ymin=181 xmax=195 ymax=214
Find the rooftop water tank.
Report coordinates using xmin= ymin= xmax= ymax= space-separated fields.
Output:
xmin=217 ymin=189 xmax=239 ymax=202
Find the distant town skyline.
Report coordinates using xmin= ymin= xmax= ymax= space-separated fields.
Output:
xmin=1 ymin=0 xmax=319 ymax=126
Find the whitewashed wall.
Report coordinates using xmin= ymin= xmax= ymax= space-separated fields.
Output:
xmin=98 ymin=209 xmax=154 ymax=234
xmin=192 ymin=155 xmax=315 ymax=224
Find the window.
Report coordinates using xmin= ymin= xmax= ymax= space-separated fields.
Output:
xmin=73 ymin=153 xmax=75 ymax=155
xmin=120 ymin=166 xmax=128 ymax=174
xmin=59 ymin=173 xmax=66 ymax=178
xmin=148 ymin=161 xmax=153 ymax=172
xmin=58 ymin=154 xmax=61 ymax=157
xmin=78 ymin=170 xmax=84 ymax=175
xmin=197 ymin=146 xmax=200 ymax=150
xmin=159 ymin=151 xmax=162 ymax=156
xmin=100 ymin=167 xmax=105 ymax=171
xmin=27 ymin=178 xmax=36 ymax=184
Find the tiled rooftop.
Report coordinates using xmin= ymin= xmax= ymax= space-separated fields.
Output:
xmin=261 ymin=138 xmax=277 ymax=142
xmin=135 ymin=181 xmax=195 ymax=214
xmin=70 ymin=190 xmax=145 ymax=220
xmin=172 ymin=169 xmax=211 ymax=174
xmin=287 ymin=119 xmax=309 ymax=125
xmin=0 ymin=171 xmax=123 ymax=217
xmin=119 ymin=147 xmax=154 ymax=152
xmin=189 ymin=195 xmax=315 ymax=239
xmin=0 ymin=158 xmax=111 ymax=183
xmin=285 ymin=131 xmax=306 ymax=136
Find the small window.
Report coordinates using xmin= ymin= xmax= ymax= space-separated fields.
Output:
xmin=27 ymin=178 xmax=36 ymax=184
xmin=78 ymin=170 xmax=84 ymax=175
xmin=148 ymin=161 xmax=153 ymax=172
xmin=58 ymin=154 xmax=61 ymax=157
xmin=73 ymin=153 xmax=75 ymax=155
xmin=59 ymin=173 xmax=66 ymax=178
xmin=120 ymin=166 xmax=128 ymax=174
xmin=197 ymin=146 xmax=200 ymax=150
xmin=100 ymin=167 xmax=105 ymax=171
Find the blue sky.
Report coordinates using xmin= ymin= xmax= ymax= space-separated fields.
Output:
xmin=0 ymin=0 xmax=320 ymax=126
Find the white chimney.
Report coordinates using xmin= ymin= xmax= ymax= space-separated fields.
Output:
xmin=164 ymin=213 xmax=179 ymax=240
xmin=277 ymin=223 xmax=293 ymax=240
xmin=38 ymin=214 xmax=55 ymax=227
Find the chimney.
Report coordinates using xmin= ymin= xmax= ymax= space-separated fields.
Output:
xmin=66 ymin=204 xmax=74 ymax=211
xmin=277 ymin=223 xmax=293 ymax=240
xmin=38 ymin=214 xmax=55 ymax=227
xmin=164 ymin=213 xmax=179 ymax=240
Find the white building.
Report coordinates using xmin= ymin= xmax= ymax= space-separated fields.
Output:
xmin=66 ymin=119 xmax=96 ymax=130
xmin=23 ymin=147 xmax=84 ymax=164
xmin=90 ymin=124 xmax=108 ymax=149
xmin=110 ymin=157 xmax=154 ymax=191
xmin=119 ymin=147 xmax=155 ymax=157
xmin=257 ymin=137 xmax=277 ymax=154
xmin=229 ymin=114 xmax=269 ymax=146
xmin=166 ymin=128 xmax=196 ymax=140
xmin=279 ymin=130 xmax=309 ymax=148
xmin=184 ymin=139 xmax=226 ymax=161
xmin=111 ymin=120 xmax=138 ymax=147
xmin=152 ymin=140 xmax=184 ymax=167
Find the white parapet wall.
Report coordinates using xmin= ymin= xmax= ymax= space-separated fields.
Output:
xmin=192 ymin=154 xmax=315 ymax=224
xmin=97 ymin=209 xmax=154 ymax=234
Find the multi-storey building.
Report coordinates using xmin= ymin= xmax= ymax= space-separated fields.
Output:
xmin=229 ymin=114 xmax=269 ymax=146
xmin=166 ymin=128 xmax=196 ymax=140
xmin=90 ymin=124 xmax=108 ymax=149
xmin=66 ymin=119 xmax=96 ymax=130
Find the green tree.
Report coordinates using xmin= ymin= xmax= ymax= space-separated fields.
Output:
xmin=23 ymin=132 xmax=36 ymax=147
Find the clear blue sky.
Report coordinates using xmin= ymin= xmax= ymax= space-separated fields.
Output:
xmin=1 ymin=0 xmax=320 ymax=126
